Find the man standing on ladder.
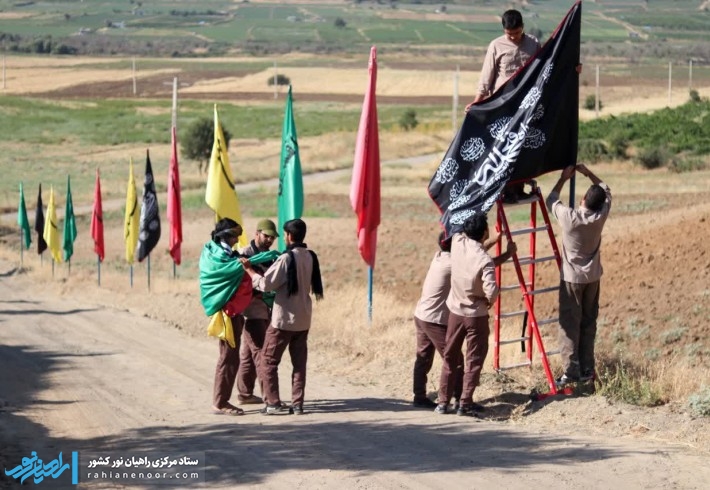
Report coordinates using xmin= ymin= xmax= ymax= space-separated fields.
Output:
xmin=545 ymin=164 xmax=612 ymax=387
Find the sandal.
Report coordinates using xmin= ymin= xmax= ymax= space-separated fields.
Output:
xmin=212 ymin=404 xmax=244 ymax=416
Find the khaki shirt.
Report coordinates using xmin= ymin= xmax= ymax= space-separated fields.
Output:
xmin=446 ymin=234 xmax=499 ymax=318
xmin=477 ymin=33 xmax=541 ymax=97
xmin=253 ymin=247 xmax=313 ymax=332
xmin=414 ymin=251 xmax=451 ymax=325
xmin=237 ymin=242 xmax=273 ymax=321
xmin=546 ymin=183 xmax=612 ymax=284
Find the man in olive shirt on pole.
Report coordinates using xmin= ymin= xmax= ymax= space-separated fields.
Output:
xmin=235 ymin=219 xmax=279 ymax=405
xmin=546 ymin=164 xmax=612 ymax=386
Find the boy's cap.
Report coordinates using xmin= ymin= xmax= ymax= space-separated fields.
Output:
xmin=257 ymin=219 xmax=279 ymax=237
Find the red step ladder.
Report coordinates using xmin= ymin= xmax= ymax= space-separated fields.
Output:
xmin=492 ymin=182 xmax=569 ymax=398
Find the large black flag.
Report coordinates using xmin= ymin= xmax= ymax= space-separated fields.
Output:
xmin=35 ymin=183 xmax=47 ymax=255
xmin=137 ymin=149 xmax=161 ymax=262
xmin=429 ymin=1 xmax=581 ymax=236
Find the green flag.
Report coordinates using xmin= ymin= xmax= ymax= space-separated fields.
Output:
xmin=17 ymin=182 xmax=31 ymax=250
xmin=63 ymin=175 xmax=77 ymax=261
xmin=277 ymin=85 xmax=304 ymax=251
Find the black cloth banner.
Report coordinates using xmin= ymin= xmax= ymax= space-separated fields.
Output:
xmin=137 ymin=149 xmax=161 ymax=262
xmin=35 ymin=183 xmax=47 ymax=255
xmin=428 ymin=1 xmax=581 ymax=236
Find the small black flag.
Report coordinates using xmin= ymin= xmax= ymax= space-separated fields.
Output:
xmin=35 ymin=183 xmax=48 ymax=255
xmin=137 ymin=149 xmax=161 ymax=262
xmin=429 ymin=1 xmax=582 ymax=236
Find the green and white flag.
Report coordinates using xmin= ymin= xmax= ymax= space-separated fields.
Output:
xmin=17 ymin=182 xmax=31 ymax=250
xmin=277 ymin=85 xmax=304 ymax=251
xmin=63 ymin=175 xmax=77 ymax=262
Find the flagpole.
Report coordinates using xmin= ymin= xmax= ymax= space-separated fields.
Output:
xmin=19 ymin=230 xmax=23 ymax=268
xmin=130 ymin=264 xmax=134 ymax=288
xmin=67 ymin=258 xmax=71 ymax=276
xmin=367 ymin=266 xmax=373 ymax=325
xmin=147 ymin=255 xmax=151 ymax=291
xmin=97 ymin=256 xmax=101 ymax=286
xmin=51 ymin=259 xmax=55 ymax=278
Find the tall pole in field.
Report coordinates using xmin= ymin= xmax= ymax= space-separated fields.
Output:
xmin=273 ymin=61 xmax=278 ymax=99
xmin=452 ymin=64 xmax=459 ymax=134
xmin=2 ymin=55 xmax=6 ymax=90
xmin=171 ymin=77 xmax=178 ymax=128
xmin=132 ymin=57 xmax=137 ymax=96
xmin=668 ymin=61 xmax=672 ymax=105
xmin=595 ymin=64 xmax=600 ymax=118
xmin=689 ymin=60 xmax=693 ymax=91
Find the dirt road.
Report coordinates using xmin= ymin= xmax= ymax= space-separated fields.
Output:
xmin=1 ymin=262 xmax=708 ymax=489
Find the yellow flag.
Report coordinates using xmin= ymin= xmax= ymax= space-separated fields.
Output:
xmin=124 ymin=158 xmax=139 ymax=263
xmin=205 ymin=104 xmax=247 ymax=248
xmin=42 ymin=187 xmax=62 ymax=263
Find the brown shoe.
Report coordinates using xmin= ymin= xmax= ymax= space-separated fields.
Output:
xmin=237 ymin=394 xmax=263 ymax=405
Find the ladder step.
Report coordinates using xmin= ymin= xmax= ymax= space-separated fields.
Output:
xmin=545 ymin=349 xmax=561 ymax=356
xmin=508 ymin=225 xmax=549 ymax=237
xmin=497 ymin=360 xmax=532 ymax=371
xmin=517 ymin=255 xmax=556 ymax=266
xmin=497 ymin=310 xmax=526 ymax=319
xmin=537 ymin=317 xmax=559 ymax=326
xmin=526 ymin=286 xmax=559 ymax=296
xmin=501 ymin=283 xmax=524 ymax=292
xmin=499 ymin=336 xmax=530 ymax=345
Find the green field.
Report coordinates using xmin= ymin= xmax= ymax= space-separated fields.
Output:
xmin=4 ymin=0 xmax=705 ymax=56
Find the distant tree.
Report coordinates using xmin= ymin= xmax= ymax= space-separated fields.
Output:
xmin=267 ymin=74 xmax=291 ymax=86
xmin=334 ymin=17 xmax=347 ymax=28
xmin=399 ymin=109 xmax=418 ymax=131
xmin=182 ymin=117 xmax=232 ymax=175
xmin=528 ymin=27 xmax=544 ymax=41
xmin=584 ymin=94 xmax=603 ymax=111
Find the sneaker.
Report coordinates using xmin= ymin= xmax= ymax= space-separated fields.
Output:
xmin=237 ymin=394 xmax=263 ymax=405
xmin=262 ymin=403 xmax=285 ymax=415
xmin=434 ymin=403 xmax=448 ymax=414
xmin=412 ymin=397 xmax=437 ymax=409
xmin=555 ymin=374 xmax=580 ymax=388
xmin=452 ymin=400 xmax=460 ymax=412
xmin=292 ymin=404 xmax=304 ymax=415
xmin=456 ymin=405 xmax=482 ymax=417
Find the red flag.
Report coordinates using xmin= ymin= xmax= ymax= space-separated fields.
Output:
xmin=167 ymin=125 xmax=183 ymax=265
xmin=91 ymin=168 xmax=105 ymax=261
xmin=350 ymin=46 xmax=381 ymax=268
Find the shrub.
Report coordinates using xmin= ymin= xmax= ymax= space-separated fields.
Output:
xmin=607 ymin=132 xmax=629 ymax=159
xmin=583 ymin=94 xmax=603 ymax=111
xmin=334 ymin=17 xmax=346 ymax=28
xmin=181 ymin=117 xmax=232 ymax=174
xmin=635 ymin=145 xmax=669 ymax=169
xmin=688 ymin=387 xmax=710 ymax=417
xmin=689 ymin=89 xmax=701 ymax=103
xmin=595 ymin=360 xmax=666 ymax=407
xmin=667 ymin=156 xmax=707 ymax=173
xmin=267 ymin=74 xmax=291 ymax=86
xmin=399 ymin=109 xmax=418 ymax=131
xmin=577 ymin=139 xmax=608 ymax=163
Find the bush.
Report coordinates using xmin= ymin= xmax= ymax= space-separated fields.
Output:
xmin=577 ymin=139 xmax=609 ymax=163
xmin=181 ymin=117 xmax=232 ymax=174
xmin=667 ymin=156 xmax=707 ymax=173
xmin=334 ymin=17 xmax=346 ymax=28
xmin=399 ymin=109 xmax=418 ymax=131
xmin=595 ymin=360 xmax=666 ymax=407
xmin=583 ymin=94 xmax=603 ymax=111
xmin=688 ymin=387 xmax=710 ymax=417
xmin=267 ymin=74 xmax=291 ymax=86
xmin=689 ymin=89 xmax=701 ymax=103
xmin=635 ymin=145 xmax=669 ymax=169
xmin=607 ymin=132 xmax=629 ymax=159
